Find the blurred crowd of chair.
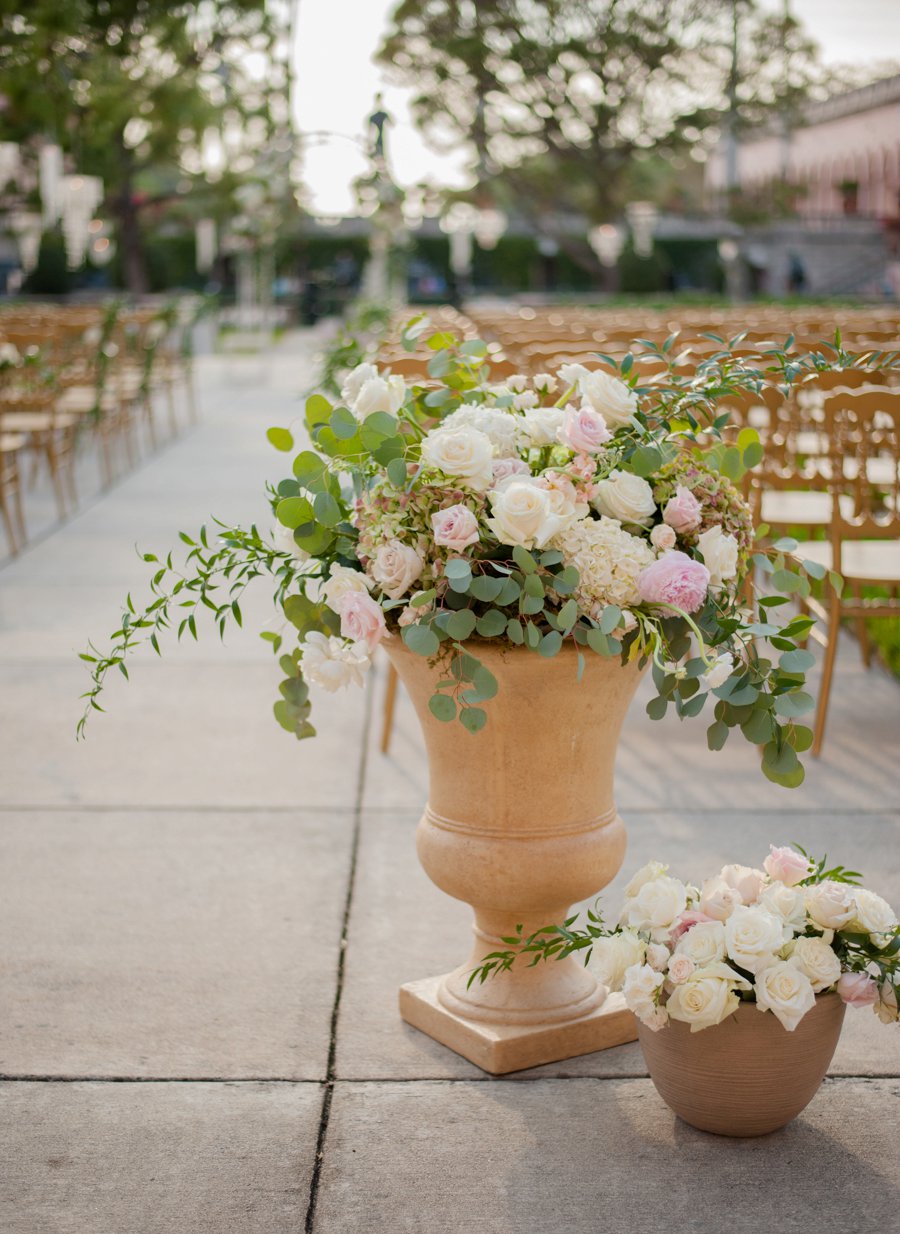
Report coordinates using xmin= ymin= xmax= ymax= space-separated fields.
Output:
xmin=0 ymin=301 xmax=197 ymax=557
xmin=376 ymin=303 xmax=900 ymax=754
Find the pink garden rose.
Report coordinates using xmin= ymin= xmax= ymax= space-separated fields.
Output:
xmin=638 ymin=551 xmax=710 ymax=613
xmin=663 ymin=486 xmax=703 ymax=534
xmin=837 ymin=971 xmax=880 ymax=1008
xmin=650 ymin=524 xmax=676 ymax=552
xmin=669 ymin=908 xmax=717 ymax=943
xmin=491 ymin=457 xmax=530 ymax=484
xmin=431 ymin=504 xmax=480 ymax=552
xmin=558 ymin=403 xmax=611 ymax=454
xmin=335 ymin=590 xmax=387 ymax=652
xmin=763 ymin=845 xmax=813 ymax=887
xmin=719 ymin=863 xmax=766 ymax=905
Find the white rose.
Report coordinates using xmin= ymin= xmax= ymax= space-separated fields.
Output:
xmin=443 ymin=404 xmax=521 ymax=458
xmin=271 ymin=521 xmax=310 ymax=562
xmin=788 ymin=935 xmax=842 ymax=993
xmin=646 ymin=942 xmax=671 ymax=972
xmin=322 ymin=562 xmax=373 ymax=608
xmin=301 ymin=632 xmax=370 ymax=693
xmin=675 ymin=920 xmax=727 ymax=966
xmin=421 ymin=427 xmax=494 ymax=491
xmin=559 ymin=365 xmax=638 ymax=428
xmin=696 ymin=525 xmax=739 ymax=589
xmin=486 ymin=481 xmax=568 ymax=550
xmin=667 ymin=954 xmax=696 ymax=984
xmin=520 ymin=406 xmax=566 ymax=447
xmin=622 ymin=876 xmax=688 ymax=938
xmin=506 ymin=373 xmax=529 ymax=393
xmin=758 ymin=881 xmax=808 ymax=932
xmin=754 ymin=959 xmax=817 ymax=1031
xmin=701 ymin=652 xmax=734 ymax=691
xmin=623 ymin=861 xmax=668 ymax=898
xmin=805 ymin=881 xmax=856 ymax=931
xmin=622 ymin=963 xmax=666 ymax=1027
xmin=512 ymin=390 xmax=539 ymax=411
xmin=340 ymin=362 xmax=378 ymax=405
xmin=699 ymin=876 xmax=743 ymax=921
xmin=851 ymin=889 xmax=898 ymax=939
xmin=719 ymin=863 xmax=766 ymax=905
xmin=724 ymin=905 xmax=787 ymax=974
xmin=593 ymin=470 xmax=656 ymax=526
xmin=650 ymin=523 xmax=676 ymax=551
xmin=351 ymin=374 xmax=405 ymax=420
xmin=666 ymin=963 xmax=746 ymax=1033
xmin=591 ymin=930 xmax=645 ymax=991
xmin=370 ymin=539 xmax=424 ymax=600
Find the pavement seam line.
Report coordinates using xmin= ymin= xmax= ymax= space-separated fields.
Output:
xmin=303 ymin=672 xmax=374 ymax=1234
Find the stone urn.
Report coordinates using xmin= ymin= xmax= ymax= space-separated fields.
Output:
xmin=385 ymin=638 xmax=645 ymax=1074
xmin=637 ymin=993 xmax=846 ymax=1136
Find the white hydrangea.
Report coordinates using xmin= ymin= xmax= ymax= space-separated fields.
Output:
xmin=442 ymin=403 xmax=521 ymax=458
xmin=551 ymin=516 xmax=655 ymax=610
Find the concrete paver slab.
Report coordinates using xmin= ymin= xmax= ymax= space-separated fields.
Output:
xmin=0 ymin=1080 xmax=320 ymax=1234
xmin=317 ymin=1077 xmax=900 ymax=1234
xmin=0 ymin=810 xmax=353 ymax=1079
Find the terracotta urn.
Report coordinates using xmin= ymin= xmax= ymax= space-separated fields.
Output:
xmin=638 ymin=993 xmax=846 ymax=1136
xmin=385 ymin=638 xmax=645 ymax=1074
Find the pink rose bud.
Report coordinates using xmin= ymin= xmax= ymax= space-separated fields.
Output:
xmin=837 ymin=971 xmax=880 ymax=1009
xmin=638 ymin=551 xmax=710 ymax=613
xmin=669 ymin=909 xmax=717 ymax=943
xmin=491 ymin=458 xmax=531 ymax=483
xmin=663 ymin=486 xmax=703 ymax=534
xmin=431 ymin=504 xmax=481 ymax=552
xmin=763 ymin=845 xmax=813 ymax=888
xmin=558 ymin=403 xmax=611 ymax=454
xmin=335 ymin=590 xmax=387 ymax=652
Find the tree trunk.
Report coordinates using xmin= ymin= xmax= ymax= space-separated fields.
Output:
xmin=113 ymin=141 xmax=148 ymax=295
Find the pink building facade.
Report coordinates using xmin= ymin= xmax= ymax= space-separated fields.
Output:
xmin=706 ymin=76 xmax=900 ymax=221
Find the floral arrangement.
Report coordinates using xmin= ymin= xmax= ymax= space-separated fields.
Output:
xmin=80 ymin=317 xmax=859 ymax=786
xmin=469 ymin=846 xmax=900 ymax=1033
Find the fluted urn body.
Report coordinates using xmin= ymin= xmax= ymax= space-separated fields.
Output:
xmin=386 ymin=638 xmax=644 ymax=1074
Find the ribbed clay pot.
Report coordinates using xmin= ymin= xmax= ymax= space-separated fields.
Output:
xmin=385 ymin=638 xmax=645 ymax=1074
xmin=638 ymin=993 xmax=846 ymax=1136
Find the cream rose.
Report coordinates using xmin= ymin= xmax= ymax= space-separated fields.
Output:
xmin=758 ymin=881 xmax=807 ymax=932
xmin=696 ymin=525 xmax=739 ymax=589
xmin=486 ymin=480 xmax=569 ymax=550
xmin=340 ymin=362 xmax=377 ymax=406
xmin=272 ymin=521 xmax=310 ymax=562
xmin=699 ymin=876 xmax=743 ymax=921
xmin=559 ymin=365 xmax=638 ymax=428
xmin=875 ymin=983 xmax=899 ymax=1024
xmin=623 ymin=861 xmax=669 ymax=898
xmin=352 ymin=374 xmax=405 ymax=420
xmin=621 ymin=875 xmax=688 ymax=938
xmin=666 ymin=963 xmax=746 ymax=1033
xmin=592 ymin=470 xmax=656 ymax=526
xmin=650 ymin=523 xmax=676 ymax=552
xmin=667 ymin=954 xmax=696 ymax=984
xmin=788 ymin=935 xmax=842 ymax=993
xmin=591 ymin=930 xmax=645 ymax=991
xmin=622 ymin=963 xmax=666 ymax=1027
xmin=370 ymin=539 xmax=424 ymax=600
xmin=520 ymin=406 xmax=566 ymax=447
xmin=301 ymin=632 xmax=370 ymax=693
xmin=851 ymin=889 xmax=898 ymax=939
xmin=754 ymin=959 xmax=816 ymax=1031
xmin=805 ymin=881 xmax=856 ymax=931
xmin=674 ymin=920 xmax=727 ymax=966
xmin=421 ymin=426 xmax=494 ymax=491
xmin=719 ymin=863 xmax=766 ymax=905
xmin=724 ymin=905 xmax=786 ymax=974
xmin=322 ymin=563 xmax=373 ymax=609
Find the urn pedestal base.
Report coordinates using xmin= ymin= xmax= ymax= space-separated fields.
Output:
xmin=399 ymin=979 xmax=637 ymax=1075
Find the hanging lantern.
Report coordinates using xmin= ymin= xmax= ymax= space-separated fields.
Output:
xmin=88 ymin=220 xmax=116 ymax=267
xmin=195 ymin=218 xmax=217 ymax=273
xmin=0 ymin=142 xmax=21 ymax=192
xmin=474 ymin=208 xmax=507 ymax=250
xmin=588 ymin=223 xmax=626 ymax=268
xmin=60 ymin=175 xmax=104 ymax=268
xmin=625 ymin=201 xmax=659 ymax=259
xmin=10 ymin=212 xmax=43 ymax=274
xmin=39 ymin=144 xmax=64 ymax=227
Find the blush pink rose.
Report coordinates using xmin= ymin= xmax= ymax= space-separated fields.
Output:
xmin=431 ymin=504 xmax=480 ymax=551
xmin=763 ymin=845 xmax=812 ymax=887
xmin=638 ymin=551 xmax=710 ymax=613
xmin=663 ymin=486 xmax=703 ymax=534
xmin=667 ymin=954 xmax=696 ymax=984
xmin=558 ymin=403 xmax=611 ymax=454
xmin=335 ymin=590 xmax=387 ymax=652
xmin=837 ymin=971 xmax=880 ymax=1008
xmin=491 ymin=458 xmax=531 ymax=483
xmin=669 ymin=909 xmax=717 ymax=943
xmin=650 ymin=523 xmax=676 ymax=551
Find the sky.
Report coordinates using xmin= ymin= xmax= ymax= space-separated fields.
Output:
xmin=292 ymin=0 xmax=900 ymax=217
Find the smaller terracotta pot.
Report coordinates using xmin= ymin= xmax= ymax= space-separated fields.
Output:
xmin=637 ymin=993 xmax=846 ymax=1137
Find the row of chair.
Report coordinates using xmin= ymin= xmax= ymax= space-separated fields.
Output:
xmin=0 ymin=301 xmax=198 ymax=556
